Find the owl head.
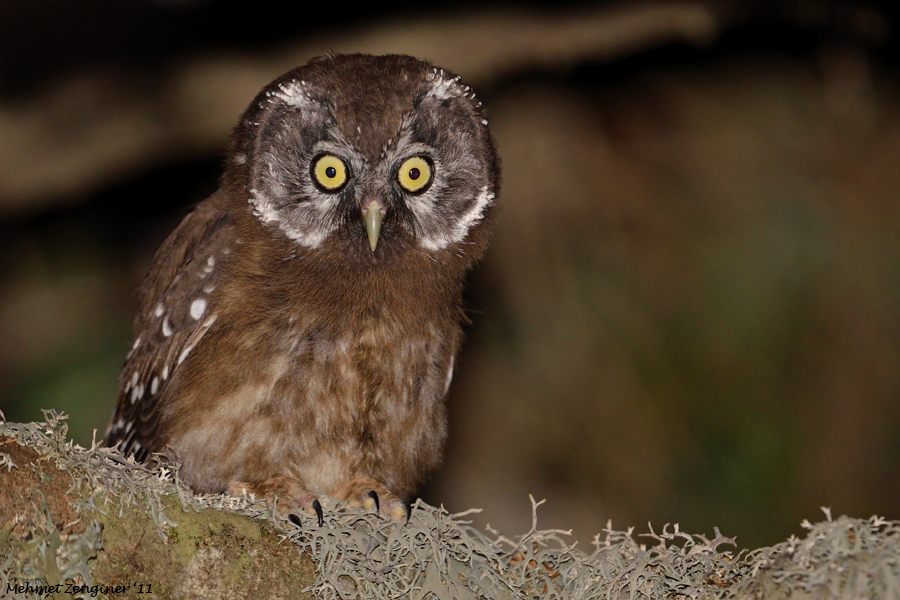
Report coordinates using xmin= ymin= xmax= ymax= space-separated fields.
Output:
xmin=224 ymin=54 xmax=499 ymax=265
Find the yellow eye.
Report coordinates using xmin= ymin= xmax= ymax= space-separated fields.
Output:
xmin=311 ymin=154 xmax=348 ymax=191
xmin=397 ymin=156 xmax=433 ymax=193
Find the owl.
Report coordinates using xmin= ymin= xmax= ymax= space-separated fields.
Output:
xmin=105 ymin=53 xmax=499 ymax=523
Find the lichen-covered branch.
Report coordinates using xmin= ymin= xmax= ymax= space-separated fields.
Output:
xmin=2 ymin=411 xmax=899 ymax=600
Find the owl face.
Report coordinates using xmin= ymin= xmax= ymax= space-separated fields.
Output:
xmin=233 ymin=54 xmax=498 ymax=260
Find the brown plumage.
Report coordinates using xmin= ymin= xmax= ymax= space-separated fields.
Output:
xmin=106 ymin=54 xmax=499 ymax=521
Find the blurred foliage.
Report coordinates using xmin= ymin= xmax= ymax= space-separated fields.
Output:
xmin=1 ymin=0 xmax=899 ymax=552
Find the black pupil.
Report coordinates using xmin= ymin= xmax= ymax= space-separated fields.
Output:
xmin=325 ymin=166 xmax=337 ymax=178
xmin=409 ymin=167 xmax=421 ymax=180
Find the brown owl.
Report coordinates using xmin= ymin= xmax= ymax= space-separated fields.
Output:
xmin=106 ymin=54 xmax=499 ymax=523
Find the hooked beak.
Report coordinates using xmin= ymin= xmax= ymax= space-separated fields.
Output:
xmin=363 ymin=200 xmax=386 ymax=252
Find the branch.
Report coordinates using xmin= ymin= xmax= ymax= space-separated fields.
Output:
xmin=2 ymin=411 xmax=900 ymax=599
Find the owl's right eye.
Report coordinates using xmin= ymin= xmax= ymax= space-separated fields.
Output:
xmin=311 ymin=154 xmax=349 ymax=192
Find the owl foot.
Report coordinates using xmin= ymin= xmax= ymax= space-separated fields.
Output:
xmin=334 ymin=477 xmax=412 ymax=523
xmin=227 ymin=477 xmax=324 ymax=526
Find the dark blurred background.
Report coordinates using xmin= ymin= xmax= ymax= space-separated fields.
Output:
xmin=2 ymin=0 xmax=899 ymax=551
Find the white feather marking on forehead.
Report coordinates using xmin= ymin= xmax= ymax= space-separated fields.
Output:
xmin=270 ymin=80 xmax=317 ymax=109
xmin=426 ymin=68 xmax=467 ymax=101
xmin=419 ymin=185 xmax=494 ymax=251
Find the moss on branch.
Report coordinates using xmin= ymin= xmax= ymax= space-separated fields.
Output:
xmin=2 ymin=412 xmax=899 ymax=600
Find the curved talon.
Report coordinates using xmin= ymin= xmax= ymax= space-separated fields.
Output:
xmin=288 ymin=513 xmax=302 ymax=528
xmin=367 ymin=490 xmax=380 ymax=513
xmin=402 ymin=501 xmax=412 ymax=525
xmin=312 ymin=499 xmax=324 ymax=527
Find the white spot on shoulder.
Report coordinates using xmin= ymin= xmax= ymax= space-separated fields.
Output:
xmin=162 ymin=316 xmax=173 ymax=337
xmin=154 ymin=303 xmax=164 ymax=318
xmin=234 ymin=153 xmax=247 ymax=165
xmin=190 ymin=298 xmax=207 ymax=320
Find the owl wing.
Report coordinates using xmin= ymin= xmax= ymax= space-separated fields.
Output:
xmin=106 ymin=194 xmax=234 ymax=461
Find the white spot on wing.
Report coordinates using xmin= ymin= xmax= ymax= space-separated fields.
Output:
xmin=190 ymin=298 xmax=207 ymax=320
xmin=162 ymin=365 xmax=169 ymax=381
xmin=154 ymin=303 xmax=165 ymax=318
xmin=127 ymin=335 xmax=142 ymax=359
xmin=177 ymin=344 xmax=195 ymax=366
xmin=151 ymin=377 xmax=159 ymax=395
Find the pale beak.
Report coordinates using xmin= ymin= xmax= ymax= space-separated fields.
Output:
xmin=363 ymin=201 xmax=385 ymax=252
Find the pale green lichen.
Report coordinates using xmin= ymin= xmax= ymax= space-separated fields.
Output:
xmin=2 ymin=411 xmax=900 ymax=600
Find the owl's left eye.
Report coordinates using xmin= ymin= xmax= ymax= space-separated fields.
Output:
xmin=311 ymin=154 xmax=349 ymax=192
xmin=397 ymin=156 xmax=433 ymax=194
